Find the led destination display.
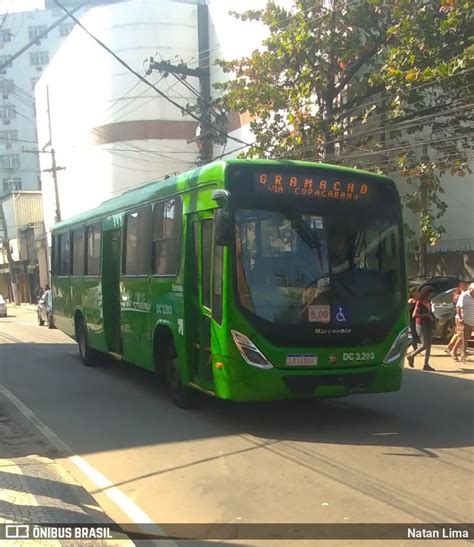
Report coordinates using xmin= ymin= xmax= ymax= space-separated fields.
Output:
xmin=255 ymin=171 xmax=371 ymax=201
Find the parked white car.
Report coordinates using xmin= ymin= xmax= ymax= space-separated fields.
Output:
xmin=0 ymin=294 xmax=7 ymax=317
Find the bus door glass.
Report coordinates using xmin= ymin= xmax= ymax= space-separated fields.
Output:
xmin=121 ymin=206 xmax=152 ymax=365
xmin=190 ymin=213 xmax=215 ymax=389
xmin=102 ymin=228 xmax=121 ymax=353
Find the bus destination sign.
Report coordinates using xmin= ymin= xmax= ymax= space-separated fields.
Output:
xmin=256 ymin=172 xmax=370 ymax=201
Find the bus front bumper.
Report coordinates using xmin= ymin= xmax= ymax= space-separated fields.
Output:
xmin=213 ymin=359 xmax=403 ymax=401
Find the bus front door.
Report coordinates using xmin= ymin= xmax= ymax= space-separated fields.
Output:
xmin=189 ymin=214 xmax=215 ymax=390
xmin=102 ymin=228 xmax=122 ymax=353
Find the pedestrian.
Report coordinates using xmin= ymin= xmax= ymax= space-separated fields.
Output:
xmin=406 ymin=285 xmax=436 ymax=371
xmin=452 ymin=282 xmax=474 ymax=362
xmin=33 ymin=285 xmax=43 ymax=303
xmin=447 ymin=281 xmax=468 ymax=360
xmin=408 ymin=289 xmax=420 ymax=350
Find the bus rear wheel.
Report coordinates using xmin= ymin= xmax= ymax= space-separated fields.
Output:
xmin=165 ymin=344 xmax=195 ymax=409
xmin=76 ymin=318 xmax=96 ymax=367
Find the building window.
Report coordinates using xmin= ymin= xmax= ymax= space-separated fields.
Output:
xmin=152 ymin=197 xmax=182 ymax=276
xmin=86 ymin=222 xmax=101 ymax=275
xmin=2 ymin=177 xmax=21 ymax=193
xmin=124 ymin=205 xmax=152 ymax=275
xmin=59 ymin=24 xmax=75 ymax=37
xmin=28 ymin=26 xmax=48 ymax=41
xmin=0 ymin=80 xmax=15 ymax=95
xmin=0 ymin=30 xmax=12 ymax=43
xmin=1 ymin=154 xmax=20 ymax=168
xmin=0 ymin=130 xmax=17 ymax=144
xmin=30 ymin=51 xmax=49 ymax=66
xmin=0 ymin=55 xmax=12 ymax=72
xmin=0 ymin=104 xmax=16 ymax=120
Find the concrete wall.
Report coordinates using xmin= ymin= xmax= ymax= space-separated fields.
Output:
xmin=36 ymin=0 xmax=201 ymax=238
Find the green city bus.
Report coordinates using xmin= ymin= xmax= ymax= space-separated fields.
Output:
xmin=51 ymin=159 xmax=408 ymax=407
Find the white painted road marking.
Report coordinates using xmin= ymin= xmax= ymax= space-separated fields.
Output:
xmin=0 ymin=385 xmax=177 ymax=547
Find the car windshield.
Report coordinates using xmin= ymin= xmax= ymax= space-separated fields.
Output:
xmin=234 ymin=208 xmax=403 ymax=327
xmin=432 ymin=289 xmax=455 ymax=305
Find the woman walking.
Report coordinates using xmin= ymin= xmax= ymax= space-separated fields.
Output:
xmin=406 ymin=286 xmax=436 ymax=371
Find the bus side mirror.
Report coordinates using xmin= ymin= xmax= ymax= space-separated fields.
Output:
xmin=215 ymin=209 xmax=232 ymax=246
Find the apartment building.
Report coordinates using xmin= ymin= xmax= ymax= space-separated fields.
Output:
xmin=0 ymin=0 xmax=125 ymax=300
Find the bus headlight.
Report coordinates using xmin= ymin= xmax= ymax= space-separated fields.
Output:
xmin=231 ymin=330 xmax=273 ymax=369
xmin=383 ymin=327 xmax=409 ymax=364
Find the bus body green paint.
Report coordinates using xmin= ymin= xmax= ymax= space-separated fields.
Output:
xmin=51 ymin=159 xmax=407 ymax=402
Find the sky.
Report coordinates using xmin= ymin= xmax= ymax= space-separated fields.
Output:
xmin=0 ymin=0 xmax=44 ymax=14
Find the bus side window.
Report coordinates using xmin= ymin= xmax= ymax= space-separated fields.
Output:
xmin=51 ymin=235 xmax=58 ymax=275
xmin=124 ymin=206 xmax=152 ymax=275
xmin=152 ymin=197 xmax=182 ymax=276
xmin=72 ymin=228 xmax=85 ymax=276
xmin=58 ymin=233 xmax=71 ymax=276
xmin=86 ymin=222 xmax=101 ymax=276
xmin=201 ymin=220 xmax=213 ymax=309
xmin=212 ymin=231 xmax=223 ymax=324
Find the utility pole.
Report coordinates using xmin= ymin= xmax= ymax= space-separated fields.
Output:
xmin=0 ymin=200 xmax=20 ymax=305
xmin=24 ymin=86 xmax=65 ymax=222
xmin=23 ymin=148 xmax=65 ymax=223
xmin=46 ymin=149 xmax=63 ymax=223
xmin=197 ymin=3 xmax=212 ymax=163
xmin=146 ymin=4 xmax=223 ymax=164
xmin=44 ymin=85 xmax=63 ymax=222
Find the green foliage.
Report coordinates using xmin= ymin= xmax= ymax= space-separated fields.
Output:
xmin=215 ymin=0 xmax=474 ymax=247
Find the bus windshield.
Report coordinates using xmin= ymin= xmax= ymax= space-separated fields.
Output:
xmin=234 ymin=208 xmax=403 ymax=327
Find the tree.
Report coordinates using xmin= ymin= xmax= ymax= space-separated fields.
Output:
xmin=215 ymin=0 xmax=474 ymax=275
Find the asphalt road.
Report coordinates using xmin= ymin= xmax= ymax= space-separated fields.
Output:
xmin=0 ymin=307 xmax=473 ymax=542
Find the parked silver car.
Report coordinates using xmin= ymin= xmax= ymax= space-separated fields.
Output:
xmin=0 ymin=294 xmax=6 ymax=317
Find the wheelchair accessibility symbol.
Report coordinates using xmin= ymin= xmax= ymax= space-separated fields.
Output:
xmin=334 ymin=306 xmax=348 ymax=323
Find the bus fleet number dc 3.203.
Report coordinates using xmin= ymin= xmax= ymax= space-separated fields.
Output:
xmin=343 ymin=352 xmax=375 ymax=361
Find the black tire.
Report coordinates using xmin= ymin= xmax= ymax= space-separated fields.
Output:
xmin=76 ymin=317 xmax=97 ymax=367
xmin=164 ymin=343 xmax=196 ymax=408
xmin=38 ymin=313 xmax=44 ymax=326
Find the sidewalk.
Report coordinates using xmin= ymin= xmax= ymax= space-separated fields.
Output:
xmin=405 ymin=343 xmax=474 ymax=377
xmin=0 ymin=392 xmax=133 ymax=546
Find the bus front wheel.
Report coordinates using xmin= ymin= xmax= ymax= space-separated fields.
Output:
xmin=76 ymin=317 xmax=96 ymax=367
xmin=165 ymin=344 xmax=195 ymax=409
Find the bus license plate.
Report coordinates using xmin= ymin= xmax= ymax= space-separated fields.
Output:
xmin=286 ymin=355 xmax=317 ymax=366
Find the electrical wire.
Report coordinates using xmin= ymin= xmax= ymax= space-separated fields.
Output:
xmin=53 ymin=0 xmax=256 ymax=155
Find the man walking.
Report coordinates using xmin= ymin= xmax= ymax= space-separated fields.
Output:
xmin=456 ymin=283 xmax=474 ymax=362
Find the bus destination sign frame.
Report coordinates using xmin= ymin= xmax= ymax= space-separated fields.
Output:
xmin=255 ymin=171 xmax=370 ymax=202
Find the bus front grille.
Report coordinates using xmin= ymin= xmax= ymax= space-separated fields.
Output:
xmin=283 ymin=372 xmax=376 ymax=396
